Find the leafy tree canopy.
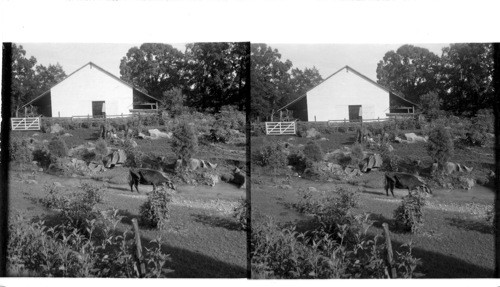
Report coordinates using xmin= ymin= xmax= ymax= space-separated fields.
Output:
xmin=376 ymin=44 xmax=441 ymax=104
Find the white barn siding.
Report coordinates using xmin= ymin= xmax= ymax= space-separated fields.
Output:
xmin=306 ymin=68 xmax=389 ymax=122
xmin=51 ymin=65 xmax=133 ymax=117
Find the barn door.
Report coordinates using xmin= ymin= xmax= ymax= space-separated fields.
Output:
xmin=92 ymin=101 xmax=105 ymax=118
xmin=348 ymin=105 xmax=362 ymax=122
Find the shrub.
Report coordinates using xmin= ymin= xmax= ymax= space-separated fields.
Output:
xmin=172 ymin=122 xmax=198 ymax=164
xmin=139 ymin=190 xmax=172 ymax=230
xmin=8 ymin=211 xmax=172 ymax=277
xmin=94 ymin=138 xmax=108 ymax=161
xmin=10 ymin=138 xmax=33 ymax=163
xmin=233 ymin=198 xmax=249 ymax=230
xmin=427 ymin=125 xmax=454 ymax=170
xmin=419 ymin=91 xmax=443 ymax=121
xmin=252 ymin=141 xmax=287 ymax=173
xmin=350 ymin=143 xmax=365 ymax=166
xmin=48 ymin=137 xmax=68 ymax=158
xmin=124 ymin=147 xmax=145 ymax=168
xmin=39 ymin=184 xmax=70 ymax=209
xmin=303 ymin=141 xmax=324 ymax=163
xmin=287 ymin=152 xmax=307 ymax=173
xmin=466 ymin=109 xmax=494 ymax=146
xmin=394 ymin=193 xmax=425 ymax=233
xmin=210 ymin=106 xmax=246 ymax=143
xmin=32 ymin=148 xmax=55 ymax=168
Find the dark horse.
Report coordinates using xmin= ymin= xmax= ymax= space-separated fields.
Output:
xmin=384 ymin=172 xmax=432 ymax=197
xmin=128 ymin=168 xmax=176 ymax=193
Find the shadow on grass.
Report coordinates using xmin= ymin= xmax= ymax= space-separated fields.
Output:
xmin=191 ymin=213 xmax=241 ymax=231
xmin=446 ymin=217 xmax=494 ymax=234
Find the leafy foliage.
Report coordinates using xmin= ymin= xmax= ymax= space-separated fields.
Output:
xmin=139 ymin=190 xmax=172 ymax=230
xmin=232 ymin=198 xmax=249 ymax=231
xmin=252 ymin=141 xmax=287 ymax=171
xmin=8 ymin=211 xmax=171 ymax=277
xmin=171 ymin=122 xmax=198 ymax=164
xmin=48 ymin=137 xmax=68 ymax=158
xmin=419 ymin=91 xmax=443 ymax=120
xmin=427 ymin=125 xmax=454 ymax=170
xmin=10 ymin=138 xmax=33 ymax=163
xmin=376 ymin=45 xmax=441 ymax=104
xmin=210 ymin=105 xmax=246 ymax=143
xmin=394 ymin=193 xmax=426 ymax=233
xmin=161 ymin=88 xmax=188 ymax=117
xmin=303 ymin=141 xmax=324 ymax=163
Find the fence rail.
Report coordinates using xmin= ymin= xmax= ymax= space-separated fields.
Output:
xmin=11 ymin=117 xmax=41 ymax=131
xmin=265 ymin=121 xmax=296 ymax=135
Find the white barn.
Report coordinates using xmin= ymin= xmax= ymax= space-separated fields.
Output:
xmin=23 ymin=62 xmax=160 ymax=118
xmin=278 ymin=65 xmax=417 ymax=122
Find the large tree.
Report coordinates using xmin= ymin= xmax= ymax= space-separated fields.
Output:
xmin=34 ymin=63 xmax=66 ymax=95
xmin=11 ymin=44 xmax=67 ymax=116
xmin=287 ymin=66 xmax=323 ymax=103
xmin=440 ymin=43 xmax=494 ymax=116
xmin=184 ymin=42 xmax=249 ymax=112
xmin=119 ymin=43 xmax=185 ymax=100
xmin=250 ymin=44 xmax=293 ymax=121
xmin=376 ymin=44 xmax=441 ymax=104
xmin=11 ymin=44 xmax=37 ymax=115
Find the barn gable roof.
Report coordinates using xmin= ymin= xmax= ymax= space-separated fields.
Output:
xmin=22 ymin=62 xmax=161 ymax=108
xmin=277 ymin=65 xmax=418 ymax=112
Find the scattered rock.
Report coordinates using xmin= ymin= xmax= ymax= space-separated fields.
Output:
xmin=278 ymin=184 xmax=292 ymax=190
xmin=25 ymin=179 xmax=38 ymax=185
xmin=306 ymin=128 xmax=320 ymax=138
xmin=307 ymin=187 xmax=318 ymax=193
xmin=189 ymin=158 xmax=202 ymax=171
xmin=394 ymin=136 xmax=402 ymax=143
xmin=49 ymin=123 xmax=64 ymax=134
xmin=405 ymin=133 xmax=427 ymax=143
xmin=459 ymin=176 xmax=475 ymax=190
xmin=137 ymin=132 xmax=147 ymax=139
xmin=62 ymin=133 xmax=73 ymax=137
xmin=53 ymin=182 xmax=63 ymax=188
xmin=117 ymin=149 xmax=127 ymax=164
xmin=32 ymin=133 xmax=40 ymax=137
xmin=148 ymin=129 xmax=172 ymax=139
xmin=128 ymin=139 xmax=138 ymax=148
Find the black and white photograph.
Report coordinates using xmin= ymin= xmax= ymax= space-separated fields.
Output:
xmin=3 ymin=42 xmax=249 ymax=278
xmin=1 ymin=0 xmax=500 ymax=285
xmin=250 ymin=43 xmax=496 ymax=278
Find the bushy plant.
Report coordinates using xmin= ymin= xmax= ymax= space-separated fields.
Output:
xmin=233 ymin=198 xmax=249 ymax=230
xmin=48 ymin=136 xmax=68 ymax=158
xmin=303 ymin=141 xmax=324 ymax=163
xmin=94 ymin=138 xmax=108 ymax=161
xmin=350 ymin=143 xmax=365 ymax=167
xmin=139 ymin=190 xmax=172 ymax=230
xmin=427 ymin=125 xmax=454 ymax=170
xmin=287 ymin=152 xmax=307 ymax=173
xmin=8 ymin=211 xmax=172 ymax=277
xmin=209 ymin=106 xmax=246 ymax=143
xmin=419 ymin=91 xmax=443 ymax=120
xmin=10 ymin=138 xmax=33 ymax=163
xmin=32 ymin=147 xmax=55 ymax=168
xmin=252 ymin=141 xmax=287 ymax=173
xmin=172 ymin=122 xmax=198 ymax=164
xmin=394 ymin=193 xmax=425 ymax=233
xmin=39 ymin=184 xmax=70 ymax=209
xmin=466 ymin=109 xmax=494 ymax=146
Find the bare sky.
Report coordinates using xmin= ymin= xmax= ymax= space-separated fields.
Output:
xmin=269 ymin=43 xmax=449 ymax=81
xmin=19 ymin=43 xmax=188 ymax=78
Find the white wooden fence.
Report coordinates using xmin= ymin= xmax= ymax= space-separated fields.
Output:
xmin=11 ymin=117 xmax=41 ymax=131
xmin=265 ymin=121 xmax=296 ymax=135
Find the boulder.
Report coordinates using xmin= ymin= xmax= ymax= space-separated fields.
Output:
xmin=128 ymin=139 xmax=138 ymax=148
xmin=307 ymin=187 xmax=318 ymax=193
xmin=459 ymin=176 xmax=475 ymax=190
xmin=278 ymin=184 xmax=292 ymax=190
xmin=394 ymin=136 xmax=403 ymax=143
xmin=204 ymin=173 xmax=219 ymax=187
xmin=445 ymin=162 xmax=457 ymax=174
xmin=373 ymin=154 xmax=383 ymax=168
xmin=137 ymin=132 xmax=147 ymax=139
xmin=62 ymin=133 xmax=73 ymax=137
xmin=49 ymin=123 xmax=64 ymax=134
xmin=148 ymin=129 xmax=172 ymax=139
xmin=32 ymin=133 xmax=40 ymax=137
xmin=53 ymin=182 xmax=63 ymax=188
xmin=25 ymin=179 xmax=38 ymax=185
xmin=117 ymin=149 xmax=127 ymax=164
xmin=405 ymin=133 xmax=427 ymax=143
xmin=189 ymin=158 xmax=202 ymax=171
xmin=306 ymin=128 xmax=320 ymax=138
